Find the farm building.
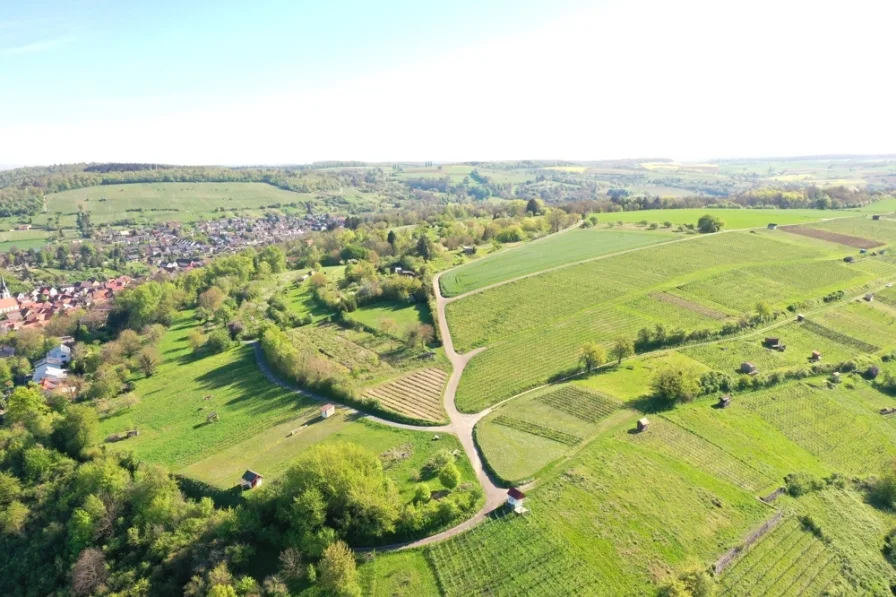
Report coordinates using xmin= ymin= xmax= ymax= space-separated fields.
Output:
xmin=507 ymin=487 xmax=527 ymax=512
xmin=865 ymin=293 xmax=874 ymax=302
xmin=718 ymin=395 xmax=731 ymax=408
xmin=810 ymin=350 xmax=822 ymax=362
xmin=873 ymin=215 xmax=881 ymax=220
xmin=320 ymin=404 xmax=336 ymax=418
xmin=240 ymin=470 xmax=264 ymax=490
xmin=740 ymin=362 xmax=758 ymax=375
xmin=636 ymin=418 xmax=650 ymax=432
xmin=767 ymin=223 xmax=778 ymax=230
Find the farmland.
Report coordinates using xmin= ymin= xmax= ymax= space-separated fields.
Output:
xmin=439 ymin=227 xmax=677 ymax=297
xmin=44 ymin=182 xmax=315 ymax=225
xmin=449 ymin=227 xmax=896 ymax=411
xmin=810 ymin=216 xmax=896 ymax=246
xmin=604 ymin=207 xmax=838 ymax=229
xmin=363 ymin=368 xmax=448 ymax=423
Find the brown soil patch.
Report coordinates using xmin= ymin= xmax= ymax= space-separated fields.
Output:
xmin=780 ymin=225 xmax=884 ymax=249
xmin=652 ymin=291 xmax=729 ymax=320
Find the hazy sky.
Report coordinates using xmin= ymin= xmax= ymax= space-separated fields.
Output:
xmin=1 ymin=0 xmax=894 ymax=165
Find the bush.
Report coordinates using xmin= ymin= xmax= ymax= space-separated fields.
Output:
xmin=785 ymin=472 xmax=823 ymax=497
xmin=206 ymin=329 xmax=234 ymax=354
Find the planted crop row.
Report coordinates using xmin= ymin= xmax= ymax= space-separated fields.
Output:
xmin=492 ymin=416 xmax=582 ymax=446
xmin=446 ymin=232 xmax=818 ymax=352
xmin=363 ymin=368 xmax=447 ymax=422
xmin=537 ymin=386 xmax=618 ymax=423
xmin=456 ymin=304 xmax=650 ymax=412
xmin=800 ymin=320 xmax=879 ymax=353
xmin=721 ymin=518 xmax=838 ymax=597
xmin=743 ymin=385 xmax=896 ymax=475
xmin=627 ymin=418 xmax=775 ymax=492
xmin=426 ymin=512 xmax=604 ymax=596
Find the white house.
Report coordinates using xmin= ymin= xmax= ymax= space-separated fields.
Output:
xmin=321 ymin=404 xmax=336 ymax=419
xmin=32 ymin=362 xmax=67 ymax=384
xmin=46 ymin=344 xmax=72 ymax=365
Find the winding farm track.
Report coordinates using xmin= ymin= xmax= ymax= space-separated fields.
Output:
xmin=254 ymin=214 xmax=866 ymax=552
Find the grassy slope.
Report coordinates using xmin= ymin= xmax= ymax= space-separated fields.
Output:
xmin=439 ymin=228 xmax=678 ymax=297
xmin=45 ymin=182 xmax=310 ymax=225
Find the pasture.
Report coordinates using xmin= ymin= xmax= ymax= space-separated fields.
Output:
xmin=439 ymin=227 xmax=677 ymax=297
xmin=44 ymin=182 xmax=312 ymax=225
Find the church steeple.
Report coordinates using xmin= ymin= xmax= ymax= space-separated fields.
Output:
xmin=0 ymin=276 xmax=10 ymax=300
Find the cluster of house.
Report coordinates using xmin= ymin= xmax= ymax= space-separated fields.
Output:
xmin=99 ymin=213 xmax=344 ymax=270
xmin=0 ymin=275 xmax=133 ymax=332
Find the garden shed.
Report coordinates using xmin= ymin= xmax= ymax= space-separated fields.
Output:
xmin=740 ymin=362 xmax=758 ymax=375
xmin=767 ymin=223 xmax=778 ymax=230
xmin=865 ymin=293 xmax=874 ymax=302
xmin=718 ymin=395 xmax=731 ymax=408
xmin=796 ymin=314 xmax=805 ymax=322
xmin=321 ymin=404 xmax=336 ymax=419
xmin=507 ymin=487 xmax=527 ymax=510
xmin=873 ymin=215 xmax=881 ymax=221
xmin=763 ymin=337 xmax=780 ymax=349
xmin=636 ymin=418 xmax=650 ymax=432
xmin=810 ymin=350 xmax=822 ymax=362
xmin=240 ymin=470 xmax=264 ymax=490
xmin=844 ymin=256 xmax=855 ymax=263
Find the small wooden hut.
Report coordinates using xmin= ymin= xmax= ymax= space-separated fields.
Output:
xmin=718 ymin=395 xmax=731 ymax=409
xmin=636 ymin=418 xmax=650 ymax=433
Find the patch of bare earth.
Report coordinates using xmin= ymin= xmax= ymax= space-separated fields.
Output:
xmin=363 ymin=368 xmax=448 ymax=422
xmin=780 ymin=225 xmax=884 ymax=249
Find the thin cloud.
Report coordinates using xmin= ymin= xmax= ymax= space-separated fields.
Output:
xmin=0 ymin=36 xmax=70 ymax=56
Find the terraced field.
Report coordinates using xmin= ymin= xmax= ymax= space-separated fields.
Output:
xmin=536 ymin=386 xmax=618 ymax=422
xmin=363 ymin=368 xmax=448 ymax=422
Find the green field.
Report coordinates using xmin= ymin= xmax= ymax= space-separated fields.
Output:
xmin=346 ymin=300 xmax=433 ymax=336
xmin=98 ymin=314 xmax=463 ymax=493
xmin=439 ymin=228 xmax=677 ymax=297
xmin=604 ymin=208 xmax=838 ymax=229
xmin=449 ymin=229 xmax=875 ymax=412
xmin=476 ymin=384 xmax=624 ymax=482
xmin=44 ymin=182 xmax=312 ymax=225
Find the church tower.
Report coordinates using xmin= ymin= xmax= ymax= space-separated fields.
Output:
xmin=0 ymin=276 xmax=11 ymax=300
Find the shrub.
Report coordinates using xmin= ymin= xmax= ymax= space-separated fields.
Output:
xmin=785 ymin=472 xmax=823 ymax=497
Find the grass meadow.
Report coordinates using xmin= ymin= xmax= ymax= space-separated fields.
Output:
xmin=603 ymin=208 xmax=838 ymax=229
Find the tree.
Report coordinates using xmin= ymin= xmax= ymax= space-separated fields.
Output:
xmin=117 ymin=329 xmax=142 ymax=359
xmin=319 ymin=540 xmax=361 ymax=597
xmin=0 ymin=501 xmax=28 ymax=534
xmin=611 ymin=337 xmax=634 ymax=365
xmin=278 ymin=547 xmax=304 ymax=582
xmin=89 ymin=365 xmax=122 ymax=400
xmin=755 ymin=301 xmax=773 ymax=322
xmin=189 ymin=329 xmax=207 ymax=352
xmin=525 ymin=198 xmax=541 ymax=216
xmin=54 ymin=404 xmax=99 ymax=458
xmin=137 ymin=346 xmax=161 ymax=377
xmin=697 ymin=214 xmax=724 ymax=234
xmin=206 ymin=329 xmax=233 ymax=354
xmin=198 ymin=287 xmax=226 ymax=313
xmin=579 ymin=342 xmax=607 ymax=371
xmin=6 ymin=385 xmax=51 ymax=437
xmin=651 ymin=367 xmax=701 ymax=407
xmin=439 ymin=462 xmax=461 ymax=489
xmin=387 ymin=230 xmax=397 ymax=248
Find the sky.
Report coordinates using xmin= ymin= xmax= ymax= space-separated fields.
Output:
xmin=1 ymin=0 xmax=894 ymax=165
